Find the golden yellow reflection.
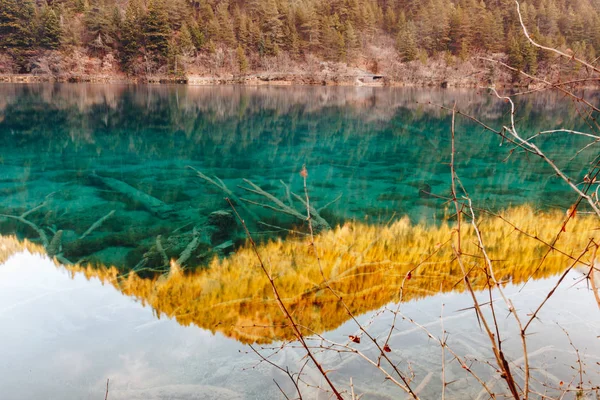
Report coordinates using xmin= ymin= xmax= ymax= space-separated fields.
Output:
xmin=2 ymin=206 xmax=598 ymax=344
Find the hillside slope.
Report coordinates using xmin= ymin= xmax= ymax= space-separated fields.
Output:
xmin=0 ymin=0 xmax=598 ymax=85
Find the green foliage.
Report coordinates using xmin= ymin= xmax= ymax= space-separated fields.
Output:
xmin=237 ymin=45 xmax=248 ymax=73
xmin=396 ymin=21 xmax=417 ymax=62
xmin=120 ymin=0 xmax=143 ymax=71
xmin=178 ymin=24 xmax=195 ymax=56
xmin=144 ymin=0 xmax=171 ymax=59
xmin=1 ymin=0 xmax=599 ymax=74
xmin=84 ymin=1 xmax=118 ymax=52
xmin=38 ymin=6 xmax=62 ymax=50
xmin=0 ymin=0 xmax=36 ymax=49
xmin=216 ymin=2 xmax=236 ymax=47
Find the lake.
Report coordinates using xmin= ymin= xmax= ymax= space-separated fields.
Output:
xmin=0 ymin=84 xmax=599 ymax=399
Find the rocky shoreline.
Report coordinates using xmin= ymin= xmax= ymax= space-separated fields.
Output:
xmin=0 ymin=72 xmax=460 ymax=87
xmin=1 ymin=67 xmax=598 ymax=89
xmin=0 ymin=72 xmax=508 ymax=88
xmin=0 ymin=63 xmax=504 ymax=88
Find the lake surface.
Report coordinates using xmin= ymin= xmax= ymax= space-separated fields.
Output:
xmin=0 ymin=84 xmax=599 ymax=399
xmin=0 ymin=84 xmax=598 ymax=269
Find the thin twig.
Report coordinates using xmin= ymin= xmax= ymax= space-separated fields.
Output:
xmin=226 ymin=197 xmax=343 ymax=399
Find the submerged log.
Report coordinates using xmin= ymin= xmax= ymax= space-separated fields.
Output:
xmin=88 ymin=174 xmax=175 ymax=219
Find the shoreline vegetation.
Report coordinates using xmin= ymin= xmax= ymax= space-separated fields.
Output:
xmin=1 ymin=0 xmax=599 ymax=88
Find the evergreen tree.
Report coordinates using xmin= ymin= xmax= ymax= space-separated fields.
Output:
xmin=120 ymin=0 xmax=143 ymax=71
xmin=448 ymin=5 xmax=470 ymax=55
xmin=344 ymin=20 xmax=359 ymax=58
xmin=178 ymin=23 xmax=195 ymax=56
xmin=74 ymin=0 xmax=87 ymax=13
xmin=507 ymin=31 xmax=524 ymax=80
xmin=144 ymin=0 xmax=171 ymax=59
xmin=281 ymin=9 xmax=299 ymax=55
xmin=397 ymin=21 xmax=417 ymax=62
xmin=216 ymin=2 xmax=236 ymax=47
xmin=0 ymin=0 xmax=35 ymax=49
xmin=538 ymin=0 xmax=559 ymax=37
xmin=39 ymin=6 xmax=62 ymax=50
xmin=186 ymin=18 xmax=204 ymax=50
xmin=523 ymin=41 xmax=538 ymax=74
xmin=84 ymin=1 xmax=116 ymax=51
xmin=260 ymin=0 xmax=283 ymax=55
xmin=297 ymin=3 xmax=320 ymax=51
xmin=0 ymin=0 xmax=599 ymax=78
xmin=198 ymin=2 xmax=218 ymax=42
xmin=383 ymin=5 xmax=397 ymax=33
xmin=237 ymin=44 xmax=248 ymax=73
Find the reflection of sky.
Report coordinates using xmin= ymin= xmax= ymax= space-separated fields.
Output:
xmin=0 ymin=253 xmax=284 ymax=399
xmin=1 ymin=252 xmax=599 ymax=399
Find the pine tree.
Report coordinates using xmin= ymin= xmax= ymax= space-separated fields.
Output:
xmin=237 ymin=44 xmax=248 ymax=73
xmin=523 ymin=40 xmax=538 ymax=74
xmin=260 ymin=0 xmax=283 ymax=55
xmin=297 ymin=3 xmax=320 ymax=51
xmin=84 ymin=1 xmax=115 ymax=51
xmin=178 ymin=23 xmax=195 ymax=56
xmin=383 ymin=5 xmax=397 ymax=33
xmin=199 ymin=2 xmax=218 ymax=43
xmin=167 ymin=36 xmax=182 ymax=75
xmin=237 ymin=13 xmax=250 ymax=48
xmin=1 ymin=0 xmax=599 ymax=78
xmin=144 ymin=0 xmax=171 ymax=59
xmin=396 ymin=21 xmax=417 ymax=62
xmin=216 ymin=1 xmax=236 ymax=47
xmin=186 ymin=18 xmax=204 ymax=50
xmin=448 ymin=5 xmax=470 ymax=55
xmin=282 ymin=16 xmax=300 ymax=55
xmin=120 ymin=0 xmax=143 ymax=71
xmin=74 ymin=0 xmax=87 ymax=13
xmin=0 ymin=0 xmax=35 ymax=49
xmin=344 ymin=20 xmax=359 ymax=58
xmin=507 ymin=32 xmax=524 ymax=80
xmin=38 ymin=6 xmax=61 ymax=49
xmin=538 ymin=0 xmax=559 ymax=37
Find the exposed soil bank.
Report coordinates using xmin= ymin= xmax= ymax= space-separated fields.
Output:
xmin=1 ymin=55 xmax=597 ymax=88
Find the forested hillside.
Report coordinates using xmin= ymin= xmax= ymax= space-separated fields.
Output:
xmin=0 ymin=0 xmax=599 ymax=82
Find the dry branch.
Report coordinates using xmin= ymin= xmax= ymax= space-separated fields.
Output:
xmin=187 ymin=166 xmax=259 ymax=222
xmin=239 ymin=178 xmax=331 ymax=231
xmin=227 ymin=197 xmax=344 ymax=399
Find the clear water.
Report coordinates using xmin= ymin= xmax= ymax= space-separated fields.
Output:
xmin=1 ymin=252 xmax=598 ymax=399
xmin=1 ymin=84 xmax=599 ymax=399
xmin=0 ymin=84 xmax=597 ymax=269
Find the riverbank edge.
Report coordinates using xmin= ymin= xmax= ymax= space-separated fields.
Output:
xmin=0 ymin=73 xmax=471 ymax=87
xmin=0 ymin=72 xmax=565 ymax=88
xmin=2 ymin=71 xmax=599 ymax=89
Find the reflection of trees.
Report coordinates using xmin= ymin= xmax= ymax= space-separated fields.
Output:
xmin=5 ymin=206 xmax=595 ymax=344
xmin=1 ymin=85 xmax=597 ymax=269
xmin=1 ymin=85 xmax=593 ymax=171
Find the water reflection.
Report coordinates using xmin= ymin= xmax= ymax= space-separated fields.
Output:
xmin=3 ymin=205 xmax=598 ymax=345
xmin=1 ymin=230 xmax=599 ymax=399
xmin=0 ymin=84 xmax=597 ymax=270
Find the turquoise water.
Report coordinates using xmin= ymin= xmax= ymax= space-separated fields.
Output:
xmin=1 ymin=84 xmax=600 ymax=400
xmin=0 ymin=84 xmax=597 ymax=269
